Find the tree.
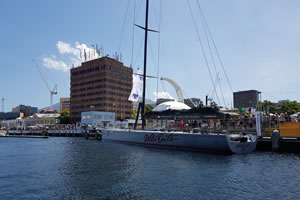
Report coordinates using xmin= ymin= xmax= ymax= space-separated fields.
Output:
xmin=145 ymin=104 xmax=153 ymax=113
xmin=132 ymin=105 xmax=153 ymax=119
xmin=59 ymin=110 xmax=71 ymax=124
xmin=132 ymin=110 xmax=137 ymax=119
xmin=280 ymin=101 xmax=300 ymax=115
xmin=258 ymin=100 xmax=276 ymax=113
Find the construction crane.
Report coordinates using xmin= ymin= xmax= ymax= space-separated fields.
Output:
xmin=33 ymin=59 xmax=57 ymax=110
xmin=160 ymin=77 xmax=184 ymax=103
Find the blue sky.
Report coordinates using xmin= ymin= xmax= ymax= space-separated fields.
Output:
xmin=1 ymin=0 xmax=300 ymax=112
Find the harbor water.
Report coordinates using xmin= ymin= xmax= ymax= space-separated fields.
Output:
xmin=0 ymin=137 xmax=300 ymax=200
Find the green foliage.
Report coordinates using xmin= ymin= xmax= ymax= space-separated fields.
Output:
xmin=258 ymin=100 xmax=276 ymax=113
xmin=132 ymin=104 xmax=153 ymax=119
xmin=59 ymin=110 xmax=71 ymax=124
xmin=132 ymin=110 xmax=137 ymax=119
xmin=145 ymin=104 xmax=153 ymax=113
xmin=280 ymin=101 xmax=300 ymax=115
xmin=0 ymin=121 xmax=2 ymax=128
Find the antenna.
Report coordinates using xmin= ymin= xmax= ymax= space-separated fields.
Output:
xmin=1 ymin=98 xmax=4 ymax=112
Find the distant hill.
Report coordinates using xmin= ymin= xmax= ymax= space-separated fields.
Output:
xmin=39 ymin=102 xmax=60 ymax=112
xmin=145 ymin=98 xmax=156 ymax=106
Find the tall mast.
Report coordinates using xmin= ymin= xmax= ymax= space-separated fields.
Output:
xmin=141 ymin=0 xmax=149 ymax=129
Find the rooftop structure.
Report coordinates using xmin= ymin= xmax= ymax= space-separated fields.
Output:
xmin=12 ymin=104 xmax=38 ymax=117
xmin=233 ymin=90 xmax=261 ymax=109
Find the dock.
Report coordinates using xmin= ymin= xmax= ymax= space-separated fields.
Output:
xmin=0 ymin=135 xmax=48 ymax=139
xmin=3 ymin=130 xmax=85 ymax=137
xmin=257 ymin=136 xmax=300 ymax=153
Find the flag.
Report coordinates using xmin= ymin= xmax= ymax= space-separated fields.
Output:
xmin=134 ymin=70 xmax=143 ymax=86
xmin=128 ymin=87 xmax=141 ymax=102
xmin=128 ymin=70 xmax=144 ymax=102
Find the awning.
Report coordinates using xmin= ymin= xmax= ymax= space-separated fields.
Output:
xmin=145 ymin=107 xmax=230 ymax=120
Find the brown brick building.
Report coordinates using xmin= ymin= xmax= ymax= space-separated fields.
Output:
xmin=60 ymin=97 xmax=70 ymax=113
xmin=70 ymin=57 xmax=133 ymax=123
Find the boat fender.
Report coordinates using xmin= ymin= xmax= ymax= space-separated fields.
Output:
xmin=272 ymin=130 xmax=280 ymax=151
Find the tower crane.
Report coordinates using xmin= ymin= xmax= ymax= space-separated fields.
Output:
xmin=33 ymin=59 xmax=57 ymax=110
xmin=160 ymin=77 xmax=184 ymax=103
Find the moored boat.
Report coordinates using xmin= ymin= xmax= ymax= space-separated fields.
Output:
xmin=102 ymin=129 xmax=257 ymax=154
xmin=101 ymin=0 xmax=258 ymax=154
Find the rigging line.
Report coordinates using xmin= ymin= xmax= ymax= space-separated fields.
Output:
xmin=130 ymin=0 xmax=136 ymax=68
xmin=151 ymin=0 xmax=160 ymax=28
xmin=196 ymin=0 xmax=233 ymax=93
xmin=149 ymin=39 xmax=158 ymax=75
xmin=209 ymin=72 xmax=219 ymax=99
xmin=160 ymin=80 xmax=167 ymax=95
xmin=217 ymin=75 xmax=227 ymax=107
xmin=133 ymin=38 xmax=144 ymax=70
xmin=118 ymin=0 xmax=131 ymax=53
xmin=187 ymin=0 xmax=220 ymax=106
xmin=182 ymin=90 xmax=197 ymax=107
xmin=185 ymin=64 xmax=202 ymax=99
xmin=135 ymin=0 xmax=144 ymax=22
xmin=197 ymin=2 xmax=226 ymax=107
xmin=156 ymin=0 xmax=162 ymax=98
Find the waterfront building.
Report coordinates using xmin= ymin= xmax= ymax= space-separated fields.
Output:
xmin=233 ymin=90 xmax=261 ymax=108
xmin=184 ymin=98 xmax=202 ymax=108
xmin=70 ymin=57 xmax=133 ymax=123
xmin=81 ymin=111 xmax=115 ymax=127
xmin=12 ymin=104 xmax=38 ymax=117
xmin=0 ymin=112 xmax=19 ymax=120
xmin=23 ymin=113 xmax=60 ymax=126
xmin=60 ymin=97 xmax=70 ymax=113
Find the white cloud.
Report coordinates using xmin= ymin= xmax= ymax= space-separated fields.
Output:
xmin=42 ymin=41 xmax=101 ymax=72
xmin=42 ymin=56 xmax=70 ymax=72
xmin=153 ymin=91 xmax=175 ymax=100
xmin=57 ymin=41 xmax=80 ymax=57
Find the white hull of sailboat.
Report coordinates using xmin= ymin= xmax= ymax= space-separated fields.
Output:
xmin=101 ymin=129 xmax=257 ymax=154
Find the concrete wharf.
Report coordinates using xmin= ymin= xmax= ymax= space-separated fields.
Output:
xmin=4 ymin=130 xmax=85 ymax=137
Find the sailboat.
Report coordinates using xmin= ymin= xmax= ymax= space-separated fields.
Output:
xmin=101 ymin=0 xmax=257 ymax=154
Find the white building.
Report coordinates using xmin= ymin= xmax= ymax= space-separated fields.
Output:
xmin=23 ymin=113 xmax=60 ymax=126
xmin=81 ymin=111 xmax=115 ymax=127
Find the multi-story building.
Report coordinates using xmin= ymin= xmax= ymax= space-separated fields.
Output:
xmin=0 ymin=112 xmax=19 ymax=120
xmin=60 ymin=97 xmax=70 ymax=113
xmin=233 ymin=90 xmax=261 ymax=108
xmin=70 ymin=57 xmax=133 ymax=123
xmin=12 ymin=105 xmax=38 ymax=117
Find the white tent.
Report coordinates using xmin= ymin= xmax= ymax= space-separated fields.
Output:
xmin=290 ymin=112 xmax=300 ymax=118
xmin=152 ymin=101 xmax=191 ymax=112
